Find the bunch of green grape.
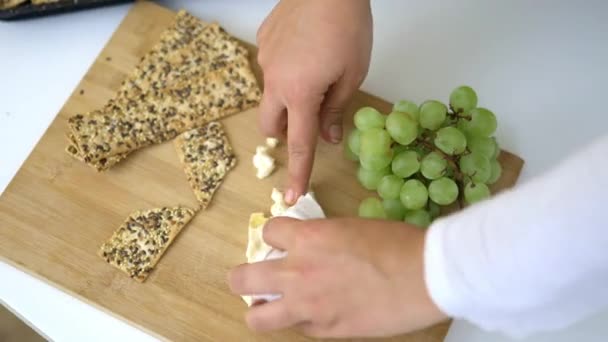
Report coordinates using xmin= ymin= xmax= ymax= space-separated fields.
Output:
xmin=345 ymin=86 xmax=502 ymax=228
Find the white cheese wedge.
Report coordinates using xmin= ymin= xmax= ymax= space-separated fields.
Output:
xmin=242 ymin=192 xmax=326 ymax=306
xmin=252 ymin=145 xmax=275 ymax=179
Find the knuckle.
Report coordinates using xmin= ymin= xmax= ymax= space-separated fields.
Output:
xmin=321 ymin=107 xmax=344 ymax=124
xmin=323 ymin=106 xmax=343 ymax=116
xmin=284 ymin=81 xmax=313 ymax=105
xmin=256 ymin=50 xmax=268 ymax=68
xmin=308 ymin=296 xmax=327 ymax=317
xmin=293 ymin=224 xmax=323 ymax=249
xmin=288 ymin=143 xmax=313 ymax=160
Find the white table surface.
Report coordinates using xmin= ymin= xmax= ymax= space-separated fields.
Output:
xmin=1 ymin=0 xmax=607 ymax=341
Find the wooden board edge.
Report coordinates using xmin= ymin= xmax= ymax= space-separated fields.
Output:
xmin=0 ymin=254 xmax=170 ymax=342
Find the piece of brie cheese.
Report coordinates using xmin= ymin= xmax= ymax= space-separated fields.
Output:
xmin=270 ymin=188 xmax=288 ymax=216
xmin=252 ymin=145 xmax=275 ymax=179
xmin=245 ymin=213 xmax=272 ymax=263
xmin=242 ymin=192 xmax=326 ymax=306
xmin=243 ymin=212 xmax=272 ymax=306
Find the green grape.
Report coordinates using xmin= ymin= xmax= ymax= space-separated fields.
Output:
xmin=459 ymin=152 xmax=491 ymax=183
xmin=357 ymin=165 xmax=390 ymax=190
xmin=383 ymin=198 xmax=406 ymax=221
xmin=467 ymin=108 xmax=497 ymax=137
xmin=467 ymin=135 xmax=496 ymax=158
xmin=386 ymin=111 xmax=418 ymax=145
xmin=434 ymin=126 xmax=467 ymax=155
xmin=391 ymin=151 xmax=420 ymax=178
xmin=464 ymin=182 xmax=491 ymax=204
xmin=393 ymin=100 xmax=419 ymax=121
xmin=358 ymin=197 xmax=386 ymax=219
xmin=420 ymin=152 xmax=447 ymax=180
xmin=456 ymin=118 xmax=469 ymax=135
xmin=428 ymin=201 xmax=441 ymax=219
xmin=428 ymin=177 xmax=459 ymax=205
xmin=404 ymin=210 xmax=431 ymax=228
xmin=360 ymin=128 xmax=392 ymax=154
xmin=344 ymin=143 xmax=359 ymax=161
xmin=354 ymin=107 xmax=386 ymax=131
xmin=449 ymin=86 xmax=478 ymax=114
xmin=419 ymin=100 xmax=447 ymax=130
xmin=377 ymin=175 xmax=404 ymax=200
xmin=392 ymin=144 xmax=409 ymax=156
xmin=347 ymin=129 xmax=361 ymax=156
xmin=360 ymin=151 xmax=393 ymax=171
xmin=359 ymin=128 xmax=393 ymax=170
xmin=487 ymin=159 xmax=502 ymax=184
xmin=400 ymin=179 xmax=428 ymax=210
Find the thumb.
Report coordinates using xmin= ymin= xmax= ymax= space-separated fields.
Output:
xmin=319 ymin=77 xmax=357 ymax=144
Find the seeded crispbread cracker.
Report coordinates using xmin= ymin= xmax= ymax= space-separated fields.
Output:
xmin=174 ymin=122 xmax=237 ymax=210
xmin=112 ymin=11 xmax=211 ymax=102
xmin=98 ymin=206 xmax=195 ymax=282
xmin=65 ymin=134 xmax=127 ymax=171
xmin=113 ymin=16 xmax=248 ymax=104
xmin=66 ymin=11 xmax=258 ymax=168
xmin=68 ymin=56 xmax=260 ymax=163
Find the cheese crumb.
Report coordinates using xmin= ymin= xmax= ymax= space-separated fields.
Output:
xmin=270 ymin=188 xmax=289 ymax=216
xmin=265 ymin=137 xmax=279 ymax=148
xmin=252 ymin=145 xmax=275 ymax=179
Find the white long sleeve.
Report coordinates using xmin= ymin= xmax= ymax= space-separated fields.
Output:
xmin=424 ymin=134 xmax=608 ymax=338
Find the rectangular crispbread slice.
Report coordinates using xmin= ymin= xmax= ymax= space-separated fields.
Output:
xmin=114 ymin=23 xmax=248 ymax=104
xmin=174 ymin=122 xmax=237 ymax=210
xmin=111 ymin=10 xmax=212 ymax=102
xmin=65 ymin=11 xmax=248 ymax=164
xmin=65 ymin=134 xmax=127 ymax=171
xmin=98 ymin=206 xmax=195 ymax=282
xmin=68 ymin=56 xmax=260 ymax=163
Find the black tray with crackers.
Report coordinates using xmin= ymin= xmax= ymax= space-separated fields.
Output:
xmin=0 ymin=0 xmax=133 ymax=20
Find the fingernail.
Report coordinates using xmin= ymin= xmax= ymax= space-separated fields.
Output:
xmin=329 ymin=124 xmax=342 ymax=144
xmin=285 ymin=189 xmax=296 ymax=204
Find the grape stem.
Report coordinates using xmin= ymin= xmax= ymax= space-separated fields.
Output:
xmin=447 ymin=105 xmax=471 ymax=120
xmin=413 ymin=138 xmax=467 ymax=209
xmin=414 ymin=139 xmax=464 ymax=181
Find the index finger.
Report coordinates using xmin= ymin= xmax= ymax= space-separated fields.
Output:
xmin=285 ymin=98 xmax=320 ymax=204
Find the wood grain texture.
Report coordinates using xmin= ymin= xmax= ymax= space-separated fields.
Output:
xmin=0 ymin=1 xmax=523 ymax=341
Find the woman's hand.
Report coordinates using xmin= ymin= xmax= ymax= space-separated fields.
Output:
xmin=256 ymin=0 xmax=373 ymax=203
xmin=228 ymin=218 xmax=447 ymax=338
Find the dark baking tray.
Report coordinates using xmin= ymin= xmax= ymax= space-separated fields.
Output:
xmin=0 ymin=0 xmax=134 ymax=21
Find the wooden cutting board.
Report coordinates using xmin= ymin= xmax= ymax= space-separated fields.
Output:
xmin=0 ymin=1 xmax=524 ymax=341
